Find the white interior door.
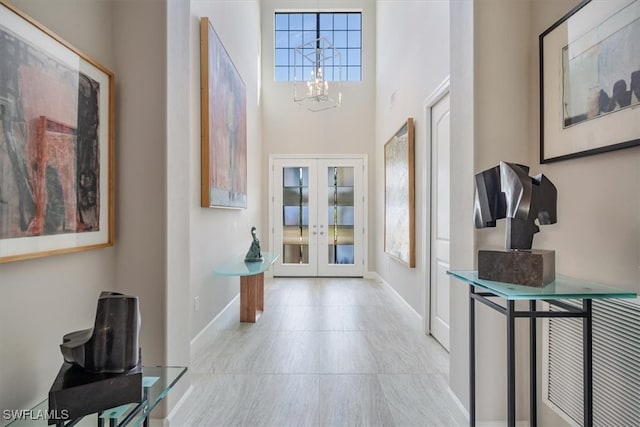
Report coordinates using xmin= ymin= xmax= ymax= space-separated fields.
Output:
xmin=272 ymin=156 xmax=365 ymax=277
xmin=430 ymin=92 xmax=451 ymax=350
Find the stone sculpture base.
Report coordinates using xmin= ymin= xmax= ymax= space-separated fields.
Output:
xmin=478 ymin=249 xmax=555 ymax=287
xmin=48 ymin=358 xmax=142 ymax=424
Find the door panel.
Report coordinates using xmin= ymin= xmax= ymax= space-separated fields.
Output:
xmin=274 ymin=161 xmax=318 ymax=276
xmin=430 ymin=92 xmax=451 ymax=350
xmin=317 ymin=159 xmax=363 ymax=277
xmin=273 ymin=157 xmax=364 ymax=277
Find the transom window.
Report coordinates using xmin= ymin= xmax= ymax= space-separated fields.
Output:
xmin=275 ymin=12 xmax=362 ymax=82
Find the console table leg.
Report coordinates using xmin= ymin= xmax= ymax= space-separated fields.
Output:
xmin=530 ymin=300 xmax=537 ymax=427
xmin=257 ymin=272 xmax=264 ymax=312
xmin=583 ymin=299 xmax=593 ymax=427
xmin=469 ymin=286 xmax=476 ymax=427
xmin=240 ymin=274 xmax=258 ymax=322
xmin=507 ymin=300 xmax=516 ymax=427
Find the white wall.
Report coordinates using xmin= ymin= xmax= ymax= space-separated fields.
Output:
xmin=189 ymin=0 xmax=263 ymax=338
xmin=0 ymin=1 xmax=116 ymax=421
xmin=531 ymin=0 xmax=640 ymax=425
xmin=261 ymin=0 xmax=376 ymax=264
xmin=375 ymin=0 xmax=449 ymax=314
xmin=449 ymin=0 xmax=544 ymax=422
xmin=113 ymin=0 xmax=168 ymax=369
xmin=166 ymin=0 xmax=192 ymax=411
xmin=448 ymin=0 xmax=476 ymax=416
xmin=473 ymin=0 xmax=533 ymax=422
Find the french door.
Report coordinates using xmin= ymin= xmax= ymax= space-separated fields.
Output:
xmin=271 ymin=156 xmax=365 ymax=277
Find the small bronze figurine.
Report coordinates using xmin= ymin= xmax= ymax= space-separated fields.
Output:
xmin=245 ymin=226 xmax=263 ymax=262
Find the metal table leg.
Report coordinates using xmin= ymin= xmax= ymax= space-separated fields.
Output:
xmin=530 ymin=300 xmax=537 ymax=427
xmin=507 ymin=300 xmax=516 ymax=427
xmin=583 ymin=299 xmax=593 ymax=427
xmin=469 ymin=286 xmax=476 ymax=427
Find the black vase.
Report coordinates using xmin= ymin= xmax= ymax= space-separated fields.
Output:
xmin=60 ymin=291 xmax=141 ymax=373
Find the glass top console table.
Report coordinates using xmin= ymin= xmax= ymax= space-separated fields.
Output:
xmin=448 ymin=270 xmax=637 ymax=427
xmin=212 ymin=252 xmax=279 ymax=323
xmin=6 ymin=366 xmax=187 ymax=427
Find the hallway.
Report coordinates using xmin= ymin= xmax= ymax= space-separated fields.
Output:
xmin=186 ymin=277 xmax=465 ymax=426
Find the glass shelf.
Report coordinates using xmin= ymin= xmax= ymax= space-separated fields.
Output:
xmin=212 ymin=252 xmax=279 ymax=277
xmin=448 ymin=270 xmax=637 ymax=301
xmin=6 ymin=366 xmax=187 ymax=426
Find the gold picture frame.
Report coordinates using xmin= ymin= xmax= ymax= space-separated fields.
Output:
xmin=384 ymin=118 xmax=415 ymax=267
xmin=0 ymin=1 xmax=115 ymax=263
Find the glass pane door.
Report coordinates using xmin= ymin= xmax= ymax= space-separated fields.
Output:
xmin=327 ymin=166 xmax=355 ymax=265
xmin=317 ymin=158 xmax=363 ymax=277
xmin=282 ymin=167 xmax=309 ymax=264
xmin=272 ymin=159 xmax=318 ymax=277
xmin=272 ymin=157 xmax=364 ymax=277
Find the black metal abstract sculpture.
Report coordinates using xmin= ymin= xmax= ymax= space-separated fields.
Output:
xmin=474 ymin=162 xmax=557 ymax=286
xmin=60 ymin=291 xmax=141 ymax=373
xmin=49 ymin=291 xmax=142 ymax=424
xmin=245 ymin=226 xmax=263 ymax=262
xmin=474 ymin=162 xmax=557 ymax=249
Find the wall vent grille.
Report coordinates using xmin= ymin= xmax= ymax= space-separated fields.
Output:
xmin=544 ymin=298 xmax=640 ymax=426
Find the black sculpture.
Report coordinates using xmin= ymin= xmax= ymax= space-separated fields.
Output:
xmin=49 ymin=291 xmax=142 ymax=424
xmin=245 ymin=226 xmax=263 ymax=262
xmin=474 ymin=162 xmax=557 ymax=250
xmin=474 ymin=162 xmax=557 ymax=287
xmin=60 ymin=291 xmax=141 ymax=373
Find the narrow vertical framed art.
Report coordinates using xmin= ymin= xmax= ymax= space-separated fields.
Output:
xmin=0 ymin=1 xmax=115 ymax=263
xmin=200 ymin=17 xmax=247 ymax=209
xmin=384 ymin=118 xmax=415 ymax=268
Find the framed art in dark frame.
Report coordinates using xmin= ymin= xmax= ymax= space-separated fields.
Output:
xmin=540 ymin=0 xmax=640 ymax=163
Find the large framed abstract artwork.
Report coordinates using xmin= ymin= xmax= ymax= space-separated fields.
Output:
xmin=540 ymin=0 xmax=640 ymax=163
xmin=200 ymin=17 xmax=247 ymax=209
xmin=0 ymin=1 xmax=114 ymax=263
xmin=384 ymin=118 xmax=415 ymax=268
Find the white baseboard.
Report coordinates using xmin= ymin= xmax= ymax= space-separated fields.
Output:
xmin=447 ymin=386 xmax=469 ymax=421
xmin=446 ymin=387 xmax=529 ymax=427
xmin=190 ymin=294 xmax=240 ymax=352
xmin=364 ymin=270 xmax=379 ymax=279
xmin=162 ymin=385 xmax=194 ymax=426
xmin=374 ymin=272 xmax=423 ymax=328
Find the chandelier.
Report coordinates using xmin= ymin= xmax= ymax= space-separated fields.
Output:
xmin=293 ymin=37 xmax=342 ymax=112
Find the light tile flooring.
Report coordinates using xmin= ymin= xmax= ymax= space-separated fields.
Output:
xmin=185 ymin=277 xmax=466 ymax=426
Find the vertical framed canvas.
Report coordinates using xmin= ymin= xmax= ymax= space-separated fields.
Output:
xmin=384 ymin=118 xmax=415 ymax=268
xmin=540 ymin=0 xmax=640 ymax=163
xmin=0 ymin=1 xmax=114 ymax=263
xmin=200 ymin=17 xmax=247 ymax=209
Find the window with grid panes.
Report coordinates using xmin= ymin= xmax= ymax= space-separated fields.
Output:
xmin=274 ymin=12 xmax=362 ymax=82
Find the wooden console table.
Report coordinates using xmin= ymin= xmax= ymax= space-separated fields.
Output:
xmin=213 ymin=252 xmax=279 ymax=323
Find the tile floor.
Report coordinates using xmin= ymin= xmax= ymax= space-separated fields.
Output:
xmin=185 ymin=277 xmax=466 ymax=426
